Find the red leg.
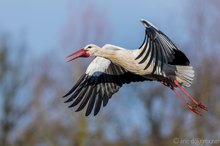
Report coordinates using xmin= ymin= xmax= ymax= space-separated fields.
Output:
xmin=173 ymin=80 xmax=208 ymax=111
xmin=170 ymin=85 xmax=202 ymax=116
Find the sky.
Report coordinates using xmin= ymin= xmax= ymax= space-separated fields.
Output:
xmin=0 ymin=0 xmax=189 ymax=57
xmin=0 ymin=0 xmax=195 ymax=140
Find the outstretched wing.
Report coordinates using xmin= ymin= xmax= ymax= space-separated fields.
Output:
xmin=135 ymin=19 xmax=190 ymax=74
xmin=63 ymin=57 xmax=147 ymax=116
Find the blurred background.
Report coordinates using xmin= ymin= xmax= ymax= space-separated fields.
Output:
xmin=0 ymin=0 xmax=220 ymax=146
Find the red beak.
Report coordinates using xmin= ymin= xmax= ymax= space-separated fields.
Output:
xmin=66 ymin=49 xmax=90 ymax=62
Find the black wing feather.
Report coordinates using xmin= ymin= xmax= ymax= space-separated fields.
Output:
xmin=75 ymin=86 xmax=92 ymax=112
xmin=85 ymin=86 xmax=97 ymax=116
xmin=63 ymin=74 xmax=86 ymax=97
xmin=136 ymin=36 xmax=149 ymax=60
xmin=152 ymin=42 xmax=159 ymax=74
xmin=144 ymin=40 xmax=155 ymax=70
xmin=68 ymin=86 xmax=88 ymax=107
xmin=94 ymin=85 xmax=103 ymax=116
xmin=136 ymin=19 xmax=190 ymax=74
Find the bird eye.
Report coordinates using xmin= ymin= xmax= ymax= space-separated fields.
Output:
xmin=88 ymin=46 xmax=92 ymax=49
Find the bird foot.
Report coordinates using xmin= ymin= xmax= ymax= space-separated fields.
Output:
xmin=173 ymin=80 xmax=208 ymax=114
xmin=187 ymin=103 xmax=202 ymax=116
xmin=197 ymin=102 xmax=208 ymax=111
xmin=161 ymin=80 xmax=207 ymax=116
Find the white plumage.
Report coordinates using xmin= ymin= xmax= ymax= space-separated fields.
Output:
xmin=64 ymin=19 xmax=207 ymax=116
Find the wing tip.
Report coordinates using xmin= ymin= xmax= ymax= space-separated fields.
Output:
xmin=140 ymin=18 xmax=145 ymax=22
xmin=63 ymin=89 xmax=75 ymax=98
xmin=140 ymin=19 xmax=149 ymax=27
xmin=140 ymin=19 xmax=159 ymax=31
xmin=64 ymin=98 xmax=73 ymax=103
xmin=85 ymin=112 xmax=90 ymax=117
xmin=63 ymin=94 xmax=69 ymax=98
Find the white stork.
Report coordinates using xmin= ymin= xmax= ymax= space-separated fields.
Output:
xmin=63 ymin=19 xmax=207 ymax=116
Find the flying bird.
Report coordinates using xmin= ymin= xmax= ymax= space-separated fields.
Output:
xmin=63 ymin=19 xmax=207 ymax=116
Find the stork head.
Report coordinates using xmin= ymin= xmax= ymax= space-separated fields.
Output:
xmin=66 ymin=44 xmax=100 ymax=62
